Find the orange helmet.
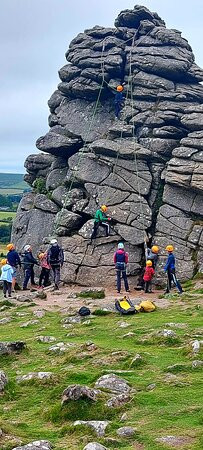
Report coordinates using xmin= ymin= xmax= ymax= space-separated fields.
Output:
xmin=1 ymin=259 xmax=7 ymax=266
xmin=7 ymin=243 xmax=14 ymax=251
xmin=151 ymin=245 xmax=159 ymax=254
xmin=165 ymin=245 xmax=174 ymax=252
xmin=117 ymin=85 xmax=124 ymax=92
xmin=101 ymin=205 xmax=107 ymax=212
xmin=38 ymin=253 xmax=45 ymax=260
xmin=146 ymin=260 xmax=153 ymax=267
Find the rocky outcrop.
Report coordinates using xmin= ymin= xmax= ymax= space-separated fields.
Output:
xmin=12 ymin=4 xmax=203 ymax=284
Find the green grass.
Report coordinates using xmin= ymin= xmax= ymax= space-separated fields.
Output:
xmin=0 ymin=291 xmax=203 ymax=449
xmin=0 ymin=173 xmax=28 ymax=190
xmin=0 ymin=211 xmax=16 ymax=220
xmin=0 ymin=243 xmax=7 ymax=256
xmin=76 ymin=290 xmax=105 ymax=299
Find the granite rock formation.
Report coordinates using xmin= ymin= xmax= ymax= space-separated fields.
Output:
xmin=12 ymin=5 xmax=203 ymax=285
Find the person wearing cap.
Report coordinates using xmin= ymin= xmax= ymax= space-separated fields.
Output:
xmin=22 ymin=245 xmax=38 ymax=290
xmin=143 ymin=260 xmax=155 ymax=293
xmin=115 ymin=85 xmax=124 ymax=119
xmin=0 ymin=258 xmax=13 ymax=298
xmin=91 ymin=205 xmax=111 ymax=241
xmin=144 ymin=239 xmax=159 ymax=269
xmin=47 ymin=239 xmax=64 ymax=290
xmin=38 ymin=251 xmax=51 ymax=288
xmin=6 ymin=243 xmax=21 ymax=292
xmin=114 ymin=242 xmax=129 ymax=294
xmin=164 ymin=245 xmax=183 ymax=294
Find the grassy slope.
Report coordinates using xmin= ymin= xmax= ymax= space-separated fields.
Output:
xmin=0 ymin=291 xmax=203 ymax=450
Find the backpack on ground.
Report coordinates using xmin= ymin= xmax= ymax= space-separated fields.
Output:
xmin=135 ymin=300 xmax=156 ymax=313
xmin=115 ymin=296 xmax=137 ymax=315
xmin=78 ymin=306 xmax=91 ymax=316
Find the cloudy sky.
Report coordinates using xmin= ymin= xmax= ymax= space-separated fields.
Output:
xmin=1 ymin=0 xmax=203 ymax=173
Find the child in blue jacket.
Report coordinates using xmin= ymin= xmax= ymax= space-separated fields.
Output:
xmin=0 ymin=259 xmax=14 ymax=298
xmin=164 ymin=245 xmax=183 ymax=294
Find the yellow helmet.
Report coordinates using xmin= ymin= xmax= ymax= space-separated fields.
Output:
xmin=166 ymin=245 xmax=174 ymax=252
xmin=151 ymin=245 xmax=159 ymax=254
xmin=1 ymin=259 xmax=7 ymax=266
xmin=7 ymin=243 xmax=14 ymax=251
xmin=146 ymin=260 xmax=153 ymax=267
xmin=38 ymin=253 xmax=45 ymax=259
xmin=101 ymin=205 xmax=107 ymax=212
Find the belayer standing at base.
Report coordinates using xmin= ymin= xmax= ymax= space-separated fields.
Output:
xmin=38 ymin=251 xmax=51 ymax=288
xmin=6 ymin=243 xmax=21 ymax=292
xmin=47 ymin=239 xmax=64 ymax=290
xmin=22 ymin=245 xmax=38 ymax=290
xmin=164 ymin=245 xmax=183 ymax=294
xmin=115 ymin=85 xmax=125 ymax=119
xmin=91 ymin=205 xmax=111 ymax=241
xmin=114 ymin=242 xmax=130 ymax=294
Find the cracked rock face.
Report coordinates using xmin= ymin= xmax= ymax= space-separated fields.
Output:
xmin=12 ymin=4 xmax=203 ymax=285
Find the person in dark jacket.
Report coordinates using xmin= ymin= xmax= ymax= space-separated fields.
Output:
xmin=114 ymin=242 xmax=129 ymax=293
xmin=144 ymin=240 xmax=159 ymax=269
xmin=143 ymin=260 xmax=155 ymax=293
xmin=22 ymin=245 xmax=38 ymax=290
xmin=47 ymin=239 xmax=64 ymax=290
xmin=164 ymin=245 xmax=183 ymax=294
xmin=91 ymin=205 xmax=111 ymax=241
xmin=115 ymin=85 xmax=124 ymax=119
xmin=7 ymin=243 xmax=21 ymax=291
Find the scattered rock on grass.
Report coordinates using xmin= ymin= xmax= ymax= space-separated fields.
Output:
xmin=192 ymin=340 xmax=200 ymax=354
xmin=156 ymin=435 xmax=193 ymax=447
xmin=192 ymin=360 xmax=203 ymax=368
xmin=165 ymin=323 xmax=186 ymax=329
xmin=156 ymin=329 xmax=177 ymax=338
xmin=62 ymin=316 xmax=81 ymax=324
xmin=20 ymin=320 xmax=39 ymax=328
xmin=83 ymin=443 xmax=108 ymax=450
xmin=12 ymin=440 xmax=52 ymax=450
xmin=146 ymin=383 xmax=156 ymax=391
xmin=16 ymin=372 xmax=53 ymax=383
xmin=74 ymin=420 xmax=109 ymax=437
xmin=0 ymin=341 xmax=25 ymax=355
xmin=0 ymin=370 xmax=8 ymax=392
xmin=0 ymin=317 xmax=12 ymax=325
xmin=166 ymin=364 xmax=187 ymax=373
xmin=117 ymin=426 xmax=136 ymax=437
xmin=106 ymin=393 xmax=130 ymax=408
xmin=16 ymin=294 xmax=33 ymax=303
xmin=95 ymin=373 xmax=130 ymax=394
xmin=33 ymin=310 xmax=45 ymax=318
xmin=130 ymin=354 xmax=142 ymax=368
xmin=49 ymin=342 xmax=74 ymax=354
xmin=33 ymin=291 xmax=47 ymax=300
xmin=62 ymin=384 xmax=100 ymax=404
xmin=37 ymin=336 xmax=56 ymax=343
xmin=123 ymin=332 xmax=135 ymax=338
xmin=118 ymin=322 xmax=130 ymax=329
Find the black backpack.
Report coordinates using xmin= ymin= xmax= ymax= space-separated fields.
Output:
xmin=78 ymin=307 xmax=91 ymax=316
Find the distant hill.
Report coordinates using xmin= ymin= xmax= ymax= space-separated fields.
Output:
xmin=0 ymin=173 xmax=29 ymax=194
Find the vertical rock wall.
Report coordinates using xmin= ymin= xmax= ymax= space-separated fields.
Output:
xmin=12 ymin=5 xmax=203 ymax=285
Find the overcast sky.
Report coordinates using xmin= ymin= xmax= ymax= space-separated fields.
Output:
xmin=0 ymin=0 xmax=203 ymax=173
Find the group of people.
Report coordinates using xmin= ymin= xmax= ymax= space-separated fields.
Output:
xmin=0 ymin=239 xmax=64 ymax=298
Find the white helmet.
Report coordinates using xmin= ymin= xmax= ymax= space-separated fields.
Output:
xmin=118 ymin=242 xmax=124 ymax=249
xmin=50 ymin=239 xmax=58 ymax=245
xmin=24 ymin=245 xmax=31 ymax=252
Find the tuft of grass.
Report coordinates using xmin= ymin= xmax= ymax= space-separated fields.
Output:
xmin=93 ymin=309 xmax=112 ymax=316
xmin=76 ymin=289 xmax=105 ymax=299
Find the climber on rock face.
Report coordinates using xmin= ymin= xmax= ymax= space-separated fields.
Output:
xmin=144 ymin=238 xmax=159 ymax=269
xmin=91 ymin=205 xmax=111 ymax=241
xmin=47 ymin=239 xmax=64 ymax=290
xmin=164 ymin=245 xmax=183 ymax=294
xmin=115 ymin=85 xmax=124 ymax=119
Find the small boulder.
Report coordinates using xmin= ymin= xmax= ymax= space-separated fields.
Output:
xmin=192 ymin=340 xmax=200 ymax=354
xmin=37 ymin=336 xmax=56 ymax=343
xmin=123 ymin=332 xmax=135 ymax=338
xmin=16 ymin=372 xmax=53 ymax=383
xmin=62 ymin=316 xmax=82 ymax=324
xmin=49 ymin=342 xmax=74 ymax=354
xmin=33 ymin=310 xmax=45 ymax=318
xmin=106 ymin=393 xmax=130 ymax=408
xmin=95 ymin=373 xmax=130 ymax=394
xmin=62 ymin=384 xmax=100 ymax=404
xmin=156 ymin=329 xmax=177 ymax=338
xmin=20 ymin=320 xmax=39 ymax=328
xmin=0 ymin=341 xmax=25 ymax=355
xmin=12 ymin=440 xmax=52 ymax=450
xmin=0 ymin=317 xmax=12 ymax=325
xmin=118 ymin=322 xmax=130 ymax=329
xmin=83 ymin=444 xmax=108 ymax=450
xmin=116 ymin=426 xmax=136 ymax=437
xmin=74 ymin=420 xmax=109 ymax=436
xmin=0 ymin=370 xmax=8 ymax=392
xmin=16 ymin=294 xmax=33 ymax=303
xmin=146 ymin=383 xmax=156 ymax=391
xmin=130 ymin=354 xmax=142 ymax=368
xmin=192 ymin=360 xmax=203 ymax=368
xmin=156 ymin=435 xmax=193 ymax=447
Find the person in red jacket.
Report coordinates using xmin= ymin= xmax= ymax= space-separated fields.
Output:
xmin=143 ymin=260 xmax=155 ymax=293
xmin=114 ymin=242 xmax=129 ymax=293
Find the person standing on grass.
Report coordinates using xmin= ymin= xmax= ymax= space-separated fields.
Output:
xmin=0 ymin=258 xmax=13 ymax=298
xmin=47 ymin=239 xmax=64 ymax=290
xmin=22 ymin=245 xmax=38 ymax=290
xmin=164 ymin=245 xmax=183 ymax=294
xmin=114 ymin=242 xmax=130 ymax=294
xmin=6 ymin=243 xmax=21 ymax=292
